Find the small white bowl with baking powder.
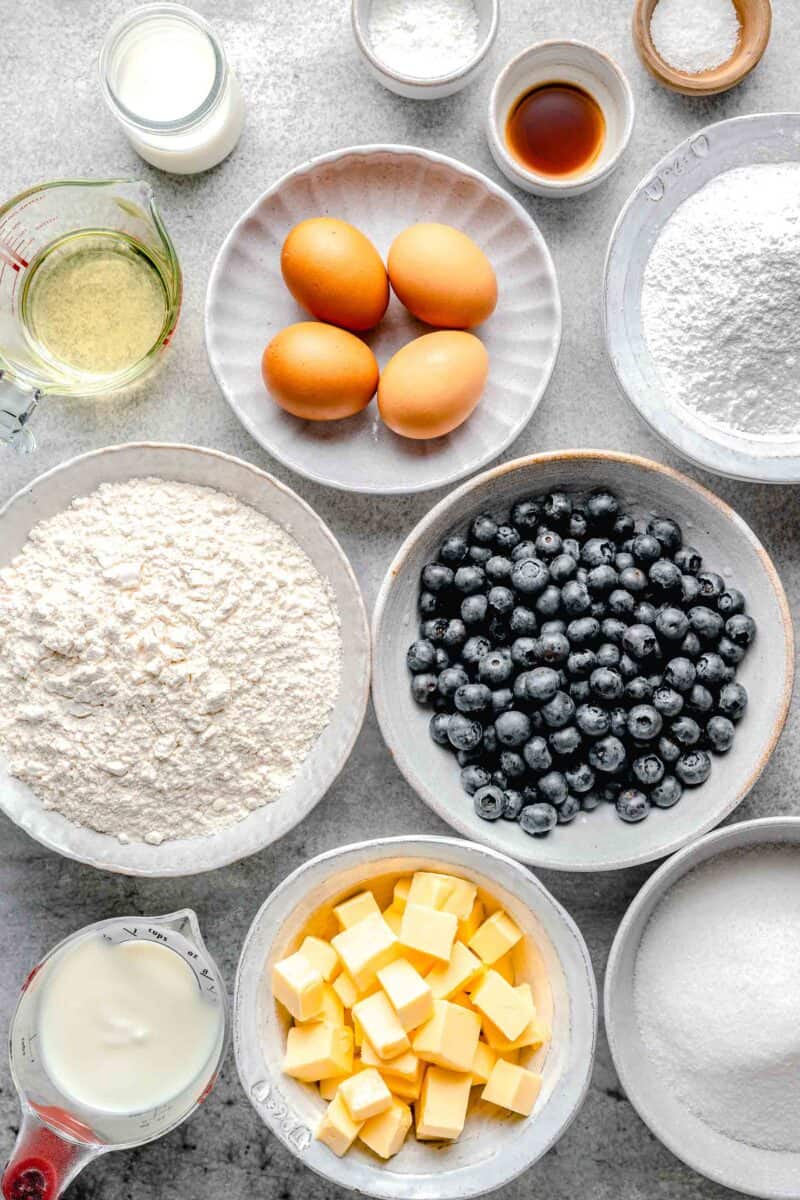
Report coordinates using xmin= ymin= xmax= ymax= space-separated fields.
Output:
xmin=488 ymin=41 xmax=635 ymax=197
xmin=351 ymin=0 xmax=498 ymax=100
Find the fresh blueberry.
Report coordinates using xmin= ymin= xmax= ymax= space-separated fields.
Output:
xmin=442 ymin=619 xmax=467 ymax=651
xmin=511 ymin=558 xmax=550 ymax=595
xmin=499 ymin=749 xmax=526 ymax=779
xmin=655 ymin=607 xmax=689 ymax=641
xmin=613 ymin=512 xmax=636 ymax=541
xmin=697 ymin=571 xmax=725 ymax=601
xmin=512 ymin=540 xmax=538 ymax=562
xmin=471 ymin=513 xmax=498 ymax=545
xmin=479 ymin=649 xmax=514 ymax=687
xmin=610 ymin=707 xmax=629 ymax=738
xmin=474 ymin=785 xmax=506 ymax=820
xmin=581 ymin=790 xmax=602 ymax=811
xmin=649 ymin=559 xmax=682 ymax=594
xmin=619 ymin=567 xmax=648 ymax=595
xmin=523 ymin=736 xmax=552 ymax=773
xmin=563 ymin=537 xmax=581 ymax=559
xmin=623 ymin=623 xmax=658 ymax=661
xmin=567 ymin=648 xmax=597 ymax=679
xmin=418 ymin=591 xmax=439 ymax=616
xmin=461 ymin=764 xmax=491 ymax=794
xmin=614 ymin=551 xmax=635 ymax=572
xmin=601 ymin=617 xmax=628 ymax=644
xmin=439 ymin=535 xmax=469 ymax=565
xmin=541 ymin=691 xmax=575 ymax=729
xmin=550 ymin=726 xmax=582 ymax=757
xmin=561 ymin=580 xmax=592 ymax=615
xmin=675 ymin=749 xmax=712 ymax=786
xmin=674 ymin=545 xmax=702 ymax=575
xmin=627 ymin=705 xmax=662 ymax=740
xmin=653 ymin=686 xmax=684 ymax=717
xmin=447 ymin=713 xmax=484 ymax=751
xmin=535 ymin=585 xmax=562 ymax=617
xmin=576 ymin=703 xmax=611 ymax=738
xmin=633 ymin=601 xmax=657 ymax=627
xmin=549 ymin=553 xmax=578 ymax=583
xmin=680 ymin=574 xmax=702 ymax=606
xmin=487 ymin=587 xmax=515 ymax=618
xmin=658 ymin=735 xmax=681 ymax=764
xmin=632 ymin=533 xmax=662 ymax=565
xmin=706 ymin=714 xmax=735 ymax=751
xmin=565 ymin=762 xmax=595 ymax=793
xmin=618 ymin=653 xmax=638 ymax=681
xmin=536 ymin=529 xmax=563 ymax=559
xmin=537 ymin=770 xmax=568 ymax=806
xmin=596 ymin=642 xmax=621 ymax=668
xmin=651 ymin=775 xmax=683 ymax=808
xmin=664 ymin=657 xmax=696 ymax=693
xmin=519 ymin=802 xmax=558 ymax=836
xmin=689 ymin=606 xmax=724 ymax=642
xmin=509 ymin=606 xmax=538 ymax=636
xmin=525 ymin=666 xmax=560 ymax=702
xmin=502 ymin=789 xmax=525 ymax=820
xmin=461 ymin=636 xmax=491 ymax=666
xmin=632 ymin=754 xmax=665 ymax=787
xmin=495 ymin=524 xmax=521 ymax=553
xmin=411 ymin=674 xmax=438 ymax=704
xmin=543 ymin=492 xmax=572 ymax=527
xmin=461 ymin=594 xmax=488 ymax=625
xmin=407 ymin=639 xmax=437 ymax=673
xmin=538 ymin=631 xmax=571 ymax=666
xmin=492 ymin=687 xmax=514 ymax=714
xmin=511 ymin=637 xmax=539 ymax=669
xmin=485 ymin=555 xmax=513 ymax=583
xmin=438 ymin=665 xmax=469 ymax=698
xmin=685 ymin=684 xmax=713 ymax=715
xmin=680 ymin=631 xmax=702 ymax=660
xmin=671 ymin=715 xmax=701 ymax=746
xmin=586 ymin=491 xmax=620 ymax=527
xmin=590 ymin=667 xmax=624 ymax=701
xmin=421 ymin=563 xmax=454 ymax=593
xmin=468 ymin=545 xmax=492 ymax=565
xmin=454 ymin=683 xmax=492 ymax=714
xmin=581 ymin=537 xmax=616 ymax=568
xmin=454 ymin=565 xmax=485 ymax=595
xmin=569 ymin=510 xmax=589 ymax=540
xmin=725 ymin=613 xmax=757 ymax=648
xmin=429 ymin=712 xmax=452 ymax=746
xmin=557 ymin=794 xmax=581 ymax=823
xmin=625 ymin=676 xmax=653 ymax=704
xmin=589 ymin=735 xmax=627 ymax=774
xmin=510 ymin=498 xmax=541 ymax=532
xmin=587 ymin=564 xmax=619 ymax=595
xmin=421 ymin=617 xmax=450 ymax=644
xmin=695 ymin=652 xmax=727 ymax=687
xmin=570 ymin=680 xmax=592 ymax=704
xmin=434 ymin=648 xmax=450 ymax=672
xmin=717 ymin=588 xmax=745 ymax=618
xmin=616 ymin=789 xmax=651 ymax=822
xmin=646 ymin=516 xmax=682 ymax=553
xmin=718 ymin=635 xmax=746 ymax=665
xmin=718 ymin=681 xmax=748 ymax=721
xmin=495 ymin=710 xmax=532 ymax=747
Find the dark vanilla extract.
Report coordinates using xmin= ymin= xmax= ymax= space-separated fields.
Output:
xmin=506 ymin=82 xmax=605 ymax=177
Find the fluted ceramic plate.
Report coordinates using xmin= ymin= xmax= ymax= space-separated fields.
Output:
xmin=205 ymin=145 xmax=561 ymax=494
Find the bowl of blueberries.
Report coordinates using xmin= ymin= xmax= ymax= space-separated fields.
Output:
xmin=372 ymin=450 xmax=793 ymax=871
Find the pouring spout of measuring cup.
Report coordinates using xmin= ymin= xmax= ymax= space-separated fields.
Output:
xmin=2 ymin=1106 xmax=103 ymax=1200
xmin=0 ymin=375 xmax=38 ymax=453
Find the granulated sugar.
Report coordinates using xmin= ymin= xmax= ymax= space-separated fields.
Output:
xmin=634 ymin=845 xmax=800 ymax=1151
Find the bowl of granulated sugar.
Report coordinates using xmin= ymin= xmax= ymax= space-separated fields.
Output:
xmin=606 ymin=816 xmax=800 ymax=1198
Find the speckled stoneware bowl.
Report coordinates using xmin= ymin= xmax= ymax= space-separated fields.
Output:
xmin=0 ymin=443 xmax=370 ymax=876
xmin=372 ymin=450 xmax=793 ymax=872
xmin=605 ymin=816 xmax=800 ymax=1198
xmin=205 ymin=144 xmax=561 ymax=494
xmin=234 ymin=835 xmax=597 ymax=1199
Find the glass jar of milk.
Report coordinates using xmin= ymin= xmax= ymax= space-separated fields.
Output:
xmin=99 ymin=3 xmax=244 ymax=174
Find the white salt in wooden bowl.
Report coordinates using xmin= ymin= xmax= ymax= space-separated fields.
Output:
xmin=0 ymin=443 xmax=370 ymax=876
xmin=234 ymin=835 xmax=597 ymax=1199
xmin=605 ymin=816 xmax=800 ymax=1198
xmin=372 ymin=450 xmax=793 ymax=872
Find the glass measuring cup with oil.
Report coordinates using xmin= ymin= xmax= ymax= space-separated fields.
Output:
xmin=0 ymin=179 xmax=181 ymax=449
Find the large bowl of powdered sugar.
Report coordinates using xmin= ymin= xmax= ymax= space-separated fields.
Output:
xmin=0 ymin=443 xmax=370 ymax=875
xmin=606 ymin=816 xmax=800 ymax=1198
xmin=604 ymin=112 xmax=800 ymax=483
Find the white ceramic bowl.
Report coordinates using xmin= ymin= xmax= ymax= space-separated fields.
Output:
xmin=205 ymin=144 xmax=561 ymax=494
xmin=487 ymin=41 xmax=635 ymax=197
xmin=0 ymin=443 xmax=370 ymax=876
xmin=234 ymin=835 xmax=597 ymax=1200
xmin=351 ymin=0 xmax=498 ymax=99
xmin=372 ymin=450 xmax=793 ymax=873
xmin=605 ymin=816 xmax=800 ymax=1199
xmin=604 ymin=113 xmax=800 ymax=483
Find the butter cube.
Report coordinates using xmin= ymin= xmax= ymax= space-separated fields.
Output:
xmin=482 ymin=986 xmax=547 ymax=1054
xmin=332 ymin=971 xmax=359 ymax=1009
xmin=412 ymin=999 xmax=481 ymax=1073
xmin=315 ymin=1091 xmax=363 ymax=1156
xmin=471 ymin=969 xmax=533 ymax=1041
xmin=272 ymin=952 xmax=325 ymax=1022
xmin=407 ymin=872 xmax=455 ymax=910
xmin=334 ymin=890 xmax=381 ymax=930
xmin=299 ymin=982 xmax=344 ymax=1028
xmin=339 ymin=1067 xmax=393 ymax=1122
xmin=283 ymin=1021 xmax=354 ymax=1082
xmin=425 ymin=941 xmax=482 ymax=1000
xmin=361 ymin=1042 xmax=421 ymax=1084
xmin=299 ymin=936 xmax=340 ymax=982
xmin=382 ymin=903 xmax=403 ymax=936
xmin=441 ymin=877 xmax=478 ymax=921
xmin=459 ymin=898 xmax=485 ymax=943
xmin=353 ymin=990 xmax=410 ymax=1060
xmin=481 ymin=1059 xmax=543 ymax=1116
xmin=393 ymin=877 xmax=412 ymax=910
xmin=332 ymin=913 xmax=399 ymax=990
xmin=494 ymin=952 xmax=515 ymax=985
xmin=319 ymin=1074 xmax=343 ymax=1101
xmin=377 ymin=958 xmax=433 ymax=1031
xmin=470 ymin=1040 xmax=498 ymax=1086
xmin=400 ymin=903 xmax=458 ymax=963
xmin=388 ymin=1071 xmax=424 ymax=1102
xmin=468 ymin=910 xmax=523 ymax=965
xmin=359 ymin=1098 xmax=412 ymax=1159
xmin=415 ymin=1066 xmax=472 ymax=1139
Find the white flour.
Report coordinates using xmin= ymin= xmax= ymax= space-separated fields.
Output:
xmin=649 ymin=0 xmax=740 ymax=74
xmin=368 ymin=0 xmax=479 ymax=78
xmin=634 ymin=846 xmax=800 ymax=1151
xmin=642 ymin=163 xmax=800 ymax=442
xmin=0 ymin=479 xmax=342 ymax=845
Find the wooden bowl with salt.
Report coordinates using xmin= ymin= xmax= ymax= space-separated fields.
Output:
xmin=632 ymin=0 xmax=772 ymax=96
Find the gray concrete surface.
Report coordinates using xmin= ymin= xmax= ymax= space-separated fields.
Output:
xmin=1 ymin=2 xmax=798 ymax=1197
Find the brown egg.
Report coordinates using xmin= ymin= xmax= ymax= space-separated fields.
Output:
xmin=262 ymin=322 xmax=378 ymax=421
xmin=281 ymin=218 xmax=389 ymax=332
xmin=378 ymin=331 xmax=489 ymax=440
xmin=387 ymin=223 xmax=498 ymax=329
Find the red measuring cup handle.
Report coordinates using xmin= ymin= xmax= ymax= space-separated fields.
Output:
xmin=2 ymin=1109 xmax=99 ymax=1200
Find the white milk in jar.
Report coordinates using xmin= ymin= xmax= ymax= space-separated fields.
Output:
xmin=38 ymin=935 xmax=223 ymax=1114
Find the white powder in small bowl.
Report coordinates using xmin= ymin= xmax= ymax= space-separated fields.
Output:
xmin=367 ymin=0 xmax=480 ymax=79
xmin=634 ymin=845 xmax=800 ymax=1151
xmin=649 ymin=0 xmax=740 ymax=74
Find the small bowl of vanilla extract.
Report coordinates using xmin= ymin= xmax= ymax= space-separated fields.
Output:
xmin=487 ymin=41 xmax=635 ymax=197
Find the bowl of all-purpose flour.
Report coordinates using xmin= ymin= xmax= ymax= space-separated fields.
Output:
xmin=604 ymin=113 xmax=800 ymax=483
xmin=0 ymin=444 xmax=370 ymax=876
xmin=605 ymin=818 xmax=800 ymax=1198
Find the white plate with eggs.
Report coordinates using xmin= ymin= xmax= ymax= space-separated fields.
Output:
xmin=205 ymin=144 xmax=562 ymax=495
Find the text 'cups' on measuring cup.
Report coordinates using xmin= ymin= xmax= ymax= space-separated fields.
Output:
xmin=0 ymin=179 xmax=182 ymax=452
xmin=2 ymin=910 xmax=227 ymax=1200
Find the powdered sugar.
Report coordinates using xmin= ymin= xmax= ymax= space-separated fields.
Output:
xmin=650 ymin=0 xmax=740 ymax=74
xmin=0 ymin=478 xmax=341 ymax=845
xmin=368 ymin=0 xmax=479 ymax=78
xmin=634 ymin=845 xmax=800 ymax=1151
xmin=642 ymin=163 xmax=800 ymax=443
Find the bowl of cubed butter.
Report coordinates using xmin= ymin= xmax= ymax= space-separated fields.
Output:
xmin=233 ymin=835 xmax=597 ymax=1199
